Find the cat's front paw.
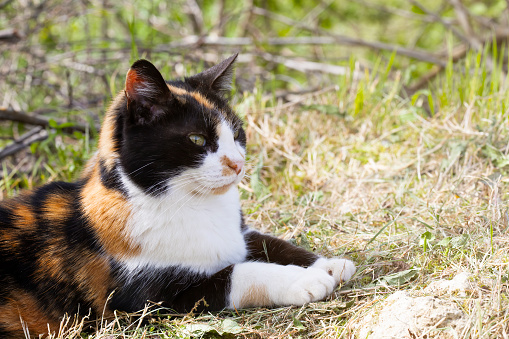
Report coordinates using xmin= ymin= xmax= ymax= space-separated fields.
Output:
xmin=283 ymin=267 xmax=336 ymax=305
xmin=312 ymin=257 xmax=356 ymax=285
xmin=229 ymin=262 xmax=337 ymax=308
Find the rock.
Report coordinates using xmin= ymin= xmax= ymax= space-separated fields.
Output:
xmin=424 ymin=272 xmax=473 ymax=297
xmin=356 ymin=291 xmax=467 ymax=338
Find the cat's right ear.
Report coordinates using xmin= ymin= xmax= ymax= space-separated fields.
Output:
xmin=124 ymin=59 xmax=171 ymax=124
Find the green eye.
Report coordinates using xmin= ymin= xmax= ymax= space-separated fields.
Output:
xmin=189 ymin=134 xmax=206 ymax=146
xmin=233 ymin=129 xmax=240 ymax=139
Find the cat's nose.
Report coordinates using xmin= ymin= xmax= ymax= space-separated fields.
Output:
xmin=228 ymin=159 xmax=244 ymax=175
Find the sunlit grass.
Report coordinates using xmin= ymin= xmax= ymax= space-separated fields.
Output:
xmin=2 ymin=35 xmax=509 ymax=339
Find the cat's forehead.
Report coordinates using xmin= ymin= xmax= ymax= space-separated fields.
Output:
xmin=165 ymin=82 xmax=241 ymax=128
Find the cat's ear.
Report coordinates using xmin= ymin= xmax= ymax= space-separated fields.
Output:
xmin=124 ymin=59 xmax=171 ymax=124
xmin=188 ymin=53 xmax=238 ymax=95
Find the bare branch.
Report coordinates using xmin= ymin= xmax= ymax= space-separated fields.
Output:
xmin=448 ymin=0 xmax=477 ymax=43
xmin=261 ymin=53 xmax=364 ymax=79
xmin=0 ymin=127 xmax=48 ymax=160
xmin=408 ymin=0 xmax=467 ymax=42
xmin=251 ymin=7 xmax=447 ymax=66
xmin=0 ymin=28 xmax=23 ymax=43
xmin=0 ymin=108 xmax=91 ymax=133
xmin=163 ymin=35 xmax=447 ymax=66
xmin=183 ymin=0 xmax=204 ymax=35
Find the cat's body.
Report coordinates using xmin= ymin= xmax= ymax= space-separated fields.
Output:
xmin=0 ymin=55 xmax=355 ymax=338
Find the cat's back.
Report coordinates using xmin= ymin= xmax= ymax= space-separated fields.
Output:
xmin=0 ymin=180 xmax=112 ymax=338
xmin=0 ymin=180 xmax=83 ymax=234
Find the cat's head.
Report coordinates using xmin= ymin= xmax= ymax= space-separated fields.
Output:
xmin=103 ymin=54 xmax=246 ymax=197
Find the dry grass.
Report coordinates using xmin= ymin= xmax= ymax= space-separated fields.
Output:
xmin=2 ymin=51 xmax=508 ymax=337
xmin=40 ymin=63 xmax=509 ymax=338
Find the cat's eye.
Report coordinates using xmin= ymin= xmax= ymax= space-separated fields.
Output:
xmin=189 ymin=134 xmax=206 ymax=146
xmin=233 ymin=129 xmax=240 ymax=139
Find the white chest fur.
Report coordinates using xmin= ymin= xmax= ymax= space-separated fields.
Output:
xmin=119 ymin=174 xmax=247 ymax=275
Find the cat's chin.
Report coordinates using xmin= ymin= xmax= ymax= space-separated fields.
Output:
xmin=189 ymin=182 xmax=236 ymax=196
xmin=209 ymin=183 xmax=235 ymax=195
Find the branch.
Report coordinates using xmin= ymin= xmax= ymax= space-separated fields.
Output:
xmin=0 ymin=28 xmax=22 ymax=43
xmin=0 ymin=107 xmax=91 ymax=133
xmin=408 ymin=0 xmax=467 ymax=42
xmin=261 ymin=53 xmax=364 ymax=79
xmin=183 ymin=0 xmax=204 ymax=35
xmin=251 ymin=7 xmax=447 ymax=66
xmin=0 ymin=127 xmax=48 ymax=160
xmin=163 ymin=35 xmax=446 ymax=66
xmin=448 ymin=0 xmax=499 ymax=76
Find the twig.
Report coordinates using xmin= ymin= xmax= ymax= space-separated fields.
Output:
xmin=0 ymin=127 xmax=48 ymax=160
xmin=408 ymin=0 xmax=467 ymax=42
xmin=448 ymin=0 xmax=500 ymax=74
xmin=183 ymin=0 xmax=204 ymax=35
xmin=162 ymin=34 xmax=446 ymax=66
xmin=251 ymin=7 xmax=447 ymax=66
xmin=448 ymin=0 xmax=476 ymax=43
xmin=261 ymin=53 xmax=364 ymax=79
xmin=406 ymin=44 xmax=468 ymax=94
xmin=0 ymin=28 xmax=22 ymax=43
xmin=0 ymin=107 xmax=90 ymax=133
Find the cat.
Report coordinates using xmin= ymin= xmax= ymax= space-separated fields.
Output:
xmin=0 ymin=54 xmax=356 ymax=338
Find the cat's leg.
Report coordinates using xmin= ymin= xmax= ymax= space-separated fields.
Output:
xmin=244 ymin=230 xmax=356 ymax=285
xmin=244 ymin=229 xmax=318 ymax=266
xmin=172 ymin=263 xmax=339 ymax=310
xmin=228 ymin=261 xmax=337 ymax=308
xmin=113 ymin=260 xmax=349 ymax=312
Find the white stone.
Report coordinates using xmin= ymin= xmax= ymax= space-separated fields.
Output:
xmin=356 ymin=291 xmax=466 ymax=338
xmin=424 ymin=272 xmax=473 ymax=297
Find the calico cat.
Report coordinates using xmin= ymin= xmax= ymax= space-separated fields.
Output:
xmin=0 ymin=54 xmax=356 ymax=338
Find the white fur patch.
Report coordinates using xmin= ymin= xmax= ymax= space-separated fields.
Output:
xmin=229 ymin=262 xmax=336 ymax=308
xmin=311 ymin=257 xmax=356 ymax=284
xmin=117 ymin=120 xmax=248 ymax=275
xmin=184 ymin=121 xmax=245 ymax=190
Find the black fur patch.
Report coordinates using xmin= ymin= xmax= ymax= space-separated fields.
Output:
xmin=110 ymin=264 xmax=232 ymax=313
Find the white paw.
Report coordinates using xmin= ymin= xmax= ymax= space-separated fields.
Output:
xmin=312 ymin=257 xmax=356 ymax=285
xmin=229 ymin=262 xmax=336 ymax=308
xmin=284 ymin=267 xmax=336 ymax=305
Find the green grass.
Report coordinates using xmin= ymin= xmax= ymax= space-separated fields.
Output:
xmin=2 ymin=0 xmax=509 ymax=337
xmin=27 ymin=51 xmax=508 ymax=338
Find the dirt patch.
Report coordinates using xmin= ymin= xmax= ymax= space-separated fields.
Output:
xmin=355 ymin=290 xmax=467 ymax=338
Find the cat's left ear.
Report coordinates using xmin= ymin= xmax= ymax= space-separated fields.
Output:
xmin=125 ymin=59 xmax=171 ymax=124
xmin=188 ymin=53 xmax=238 ymax=95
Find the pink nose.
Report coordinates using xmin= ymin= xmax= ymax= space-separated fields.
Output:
xmin=227 ymin=159 xmax=244 ymax=175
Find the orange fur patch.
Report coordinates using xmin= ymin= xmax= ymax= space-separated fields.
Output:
xmin=125 ymin=69 xmax=141 ymax=99
xmin=98 ymin=95 xmax=123 ymax=172
xmin=42 ymin=194 xmax=71 ymax=224
xmin=12 ymin=203 xmax=36 ymax=230
xmin=210 ymin=184 xmax=233 ymax=195
xmin=0 ymin=290 xmax=60 ymax=337
xmin=81 ymin=163 xmax=140 ymax=258
xmin=1 ymin=202 xmax=37 ymax=249
xmin=75 ymin=255 xmax=113 ymax=314
xmin=35 ymin=240 xmax=67 ymax=281
xmin=220 ymin=155 xmax=237 ymax=176
xmin=240 ymin=285 xmax=272 ymax=308
xmin=167 ymin=84 xmax=215 ymax=110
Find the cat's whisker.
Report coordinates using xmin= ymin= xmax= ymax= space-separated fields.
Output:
xmin=162 ymin=183 xmax=208 ymax=223
xmin=155 ymin=181 xmax=207 ymax=213
xmin=127 ymin=161 xmax=155 ymax=177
